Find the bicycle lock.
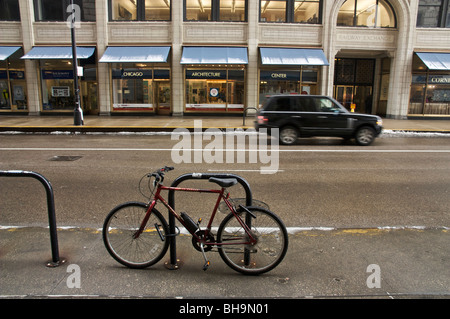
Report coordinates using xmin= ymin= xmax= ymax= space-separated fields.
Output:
xmin=0 ymin=170 xmax=66 ymax=267
xmin=166 ymin=173 xmax=253 ymax=270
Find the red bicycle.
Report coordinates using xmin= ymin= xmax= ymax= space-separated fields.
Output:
xmin=102 ymin=166 xmax=288 ymax=275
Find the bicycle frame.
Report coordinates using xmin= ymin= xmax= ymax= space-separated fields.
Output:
xmin=134 ymin=182 xmax=256 ymax=247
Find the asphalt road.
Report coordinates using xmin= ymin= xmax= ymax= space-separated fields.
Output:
xmin=1 ymin=132 xmax=450 ymax=300
xmin=1 ymin=132 xmax=449 ymax=230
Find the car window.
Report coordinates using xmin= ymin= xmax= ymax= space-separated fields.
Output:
xmin=297 ymin=97 xmax=317 ymax=112
xmin=315 ymin=97 xmax=342 ymax=113
xmin=265 ymin=97 xmax=291 ymax=111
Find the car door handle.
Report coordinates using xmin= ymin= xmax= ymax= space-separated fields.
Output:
xmin=292 ymin=116 xmax=302 ymax=118
xmin=317 ymin=116 xmax=328 ymax=119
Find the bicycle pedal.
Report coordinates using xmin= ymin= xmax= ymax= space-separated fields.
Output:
xmin=203 ymin=260 xmax=210 ymax=271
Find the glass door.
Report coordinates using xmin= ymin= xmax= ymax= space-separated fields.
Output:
xmin=335 ymin=85 xmax=354 ymax=110
xmin=156 ymin=81 xmax=171 ymax=114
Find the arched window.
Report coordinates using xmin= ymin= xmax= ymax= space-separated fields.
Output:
xmin=337 ymin=0 xmax=396 ymax=28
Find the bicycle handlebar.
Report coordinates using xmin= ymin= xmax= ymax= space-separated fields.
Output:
xmin=148 ymin=166 xmax=174 ymax=184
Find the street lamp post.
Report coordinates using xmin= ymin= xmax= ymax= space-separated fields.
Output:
xmin=69 ymin=0 xmax=83 ymax=126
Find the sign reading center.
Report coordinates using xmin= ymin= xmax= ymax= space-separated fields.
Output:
xmin=260 ymin=71 xmax=300 ymax=81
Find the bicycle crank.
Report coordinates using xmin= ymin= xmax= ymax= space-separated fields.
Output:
xmin=192 ymin=230 xmax=215 ymax=252
xmin=199 ymin=243 xmax=210 ymax=271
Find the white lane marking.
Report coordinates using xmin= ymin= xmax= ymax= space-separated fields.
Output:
xmin=1 ymin=147 xmax=450 ymax=153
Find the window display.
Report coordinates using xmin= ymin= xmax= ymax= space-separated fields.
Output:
xmin=0 ymin=48 xmax=27 ymax=111
xmin=259 ymin=68 xmax=318 ymax=106
xmin=112 ymin=64 xmax=171 ymax=112
xmin=185 ymin=69 xmax=245 ymax=112
xmin=38 ymin=58 xmax=97 ymax=112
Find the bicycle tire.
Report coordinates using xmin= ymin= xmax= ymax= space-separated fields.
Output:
xmin=216 ymin=206 xmax=288 ymax=275
xmin=102 ymin=202 xmax=169 ymax=269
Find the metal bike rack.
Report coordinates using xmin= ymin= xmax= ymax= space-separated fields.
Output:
xmin=165 ymin=172 xmax=253 ymax=270
xmin=0 ymin=170 xmax=66 ymax=267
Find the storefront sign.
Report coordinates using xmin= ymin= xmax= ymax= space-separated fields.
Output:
xmin=112 ymin=69 xmax=153 ymax=79
xmin=42 ymin=70 xmax=73 ymax=80
xmin=0 ymin=70 xmax=25 ymax=80
xmin=260 ymin=71 xmax=300 ymax=81
xmin=429 ymin=75 xmax=450 ymax=83
xmin=412 ymin=75 xmax=450 ymax=84
xmin=186 ymin=70 xmax=227 ymax=79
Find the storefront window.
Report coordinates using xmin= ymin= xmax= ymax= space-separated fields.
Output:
xmin=0 ymin=0 xmax=20 ymax=21
xmin=409 ymin=76 xmax=426 ymax=114
xmin=410 ymin=74 xmax=450 ymax=115
xmin=112 ymin=64 xmax=170 ymax=112
xmin=409 ymin=53 xmax=450 ymax=115
xmin=259 ymin=67 xmax=318 ymax=106
xmin=39 ymin=57 xmax=97 ymax=112
xmin=40 ymin=61 xmax=76 ymax=111
xmin=185 ymin=68 xmax=245 ymax=112
xmin=0 ymin=48 xmax=27 ymax=111
xmin=337 ymin=0 xmax=396 ymax=28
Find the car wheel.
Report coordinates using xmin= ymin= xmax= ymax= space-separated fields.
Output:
xmin=279 ymin=126 xmax=298 ymax=145
xmin=355 ymin=126 xmax=375 ymax=146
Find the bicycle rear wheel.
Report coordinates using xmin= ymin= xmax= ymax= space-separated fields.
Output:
xmin=102 ymin=202 xmax=169 ymax=269
xmin=217 ymin=206 xmax=288 ymax=275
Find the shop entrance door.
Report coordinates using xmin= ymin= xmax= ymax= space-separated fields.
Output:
xmin=81 ymin=81 xmax=98 ymax=115
xmin=155 ymin=81 xmax=171 ymax=115
xmin=334 ymin=58 xmax=375 ymax=114
xmin=335 ymin=85 xmax=354 ymax=110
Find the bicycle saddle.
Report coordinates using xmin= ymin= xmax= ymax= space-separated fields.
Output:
xmin=208 ymin=177 xmax=238 ymax=188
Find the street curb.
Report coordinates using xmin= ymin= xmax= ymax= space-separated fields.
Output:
xmin=0 ymin=126 xmax=254 ymax=134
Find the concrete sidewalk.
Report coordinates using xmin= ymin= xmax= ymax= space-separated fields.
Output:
xmin=1 ymin=115 xmax=450 ymax=133
xmin=1 ymin=226 xmax=449 ymax=300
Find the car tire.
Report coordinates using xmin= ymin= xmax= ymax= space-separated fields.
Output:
xmin=279 ymin=126 xmax=298 ymax=145
xmin=355 ymin=126 xmax=375 ymax=146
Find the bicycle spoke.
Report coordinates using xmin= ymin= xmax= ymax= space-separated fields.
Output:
xmin=217 ymin=207 xmax=288 ymax=275
xmin=103 ymin=203 xmax=169 ymax=268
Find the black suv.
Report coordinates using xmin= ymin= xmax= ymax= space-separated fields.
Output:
xmin=255 ymin=95 xmax=383 ymax=146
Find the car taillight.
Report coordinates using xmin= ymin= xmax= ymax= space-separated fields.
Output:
xmin=257 ymin=116 xmax=268 ymax=124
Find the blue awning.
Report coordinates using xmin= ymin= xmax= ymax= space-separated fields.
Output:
xmin=0 ymin=46 xmax=21 ymax=60
xmin=260 ymin=48 xmax=329 ymax=66
xmin=21 ymin=46 xmax=95 ymax=59
xmin=416 ymin=52 xmax=450 ymax=71
xmin=180 ymin=47 xmax=248 ymax=64
xmin=99 ymin=46 xmax=170 ymax=63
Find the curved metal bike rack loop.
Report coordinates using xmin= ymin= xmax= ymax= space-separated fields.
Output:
xmin=166 ymin=173 xmax=253 ymax=270
xmin=0 ymin=170 xmax=66 ymax=267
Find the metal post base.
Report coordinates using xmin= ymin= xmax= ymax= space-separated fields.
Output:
xmin=164 ymin=259 xmax=182 ymax=270
xmin=46 ymin=257 xmax=67 ymax=268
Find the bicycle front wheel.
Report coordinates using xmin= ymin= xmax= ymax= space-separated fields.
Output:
xmin=102 ymin=202 xmax=169 ymax=269
xmin=217 ymin=206 xmax=288 ymax=275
